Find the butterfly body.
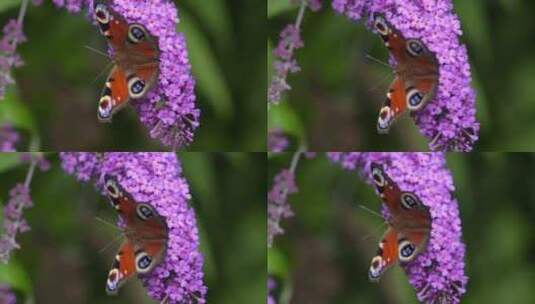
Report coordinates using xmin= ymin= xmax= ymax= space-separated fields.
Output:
xmin=94 ymin=1 xmax=160 ymax=122
xmin=372 ymin=14 xmax=439 ymax=134
xmin=103 ymin=176 xmax=168 ymax=295
xmin=368 ymin=163 xmax=431 ymax=282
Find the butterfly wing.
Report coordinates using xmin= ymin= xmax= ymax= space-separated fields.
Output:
xmin=94 ymin=0 xmax=128 ymax=52
xmin=94 ymin=1 xmax=160 ymax=121
xmin=97 ymin=66 xmax=130 ymax=121
xmin=377 ymin=77 xmax=407 ymax=134
xmin=106 ymin=240 xmax=136 ymax=295
xmin=372 ymin=14 xmax=439 ymax=115
xmin=369 ymin=227 xmax=398 ymax=282
xmin=370 ymin=163 xmax=431 ymax=264
xmin=103 ymin=176 xmax=168 ymax=275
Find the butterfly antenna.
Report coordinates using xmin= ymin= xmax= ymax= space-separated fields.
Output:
xmin=94 ymin=216 xmax=122 ymax=231
xmin=358 ymin=204 xmax=383 ymax=219
xmin=98 ymin=233 xmax=124 ymax=254
xmin=84 ymin=45 xmax=111 ymax=59
xmin=91 ymin=61 xmax=115 ymax=84
xmin=361 ymin=222 xmax=388 ymax=242
xmin=365 ymin=53 xmax=391 ymax=69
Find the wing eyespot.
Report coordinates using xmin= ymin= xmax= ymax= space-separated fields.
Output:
xmin=406 ymin=39 xmax=425 ymax=57
xmin=136 ymin=203 xmax=156 ymax=221
xmin=127 ymin=76 xmax=147 ymax=98
xmin=105 ymin=178 xmax=120 ymax=198
xmin=135 ymin=251 xmax=153 ymax=273
xmin=373 ymin=16 xmax=389 ymax=36
xmin=398 ymin=240 xmax=417 ymax=262
xmin=128 ymin=24 xmax=148 ymax=44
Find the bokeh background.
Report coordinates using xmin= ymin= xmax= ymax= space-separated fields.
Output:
xmin=0 ymin=0 xmax=266 ymax=151
xmin=0 ymin=152 xmax=266 ymax=303
xmin=268 ymin=152 xmax=535 ymax=303
xmin=268 ymin=0 xmax=534 ymax=151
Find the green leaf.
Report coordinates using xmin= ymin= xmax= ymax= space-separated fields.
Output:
xmin=184 ymin=0 xmax=232 ymax=50
xmin=0 ymin=153 xmax=22 ymax=173
xmin=0 ymin=259 xmax=32 ymax=294
xmin=178 ymin=12 xmax=233 ymax=120
xmin=0 ymin=0 xmax=21 ymax=13
xmin=268 ymin=0 xmax=298 ymax=18
xmin=0 ymin=89 xmax=37 ymax=134
xmin=268 ymin=101 xmax=305 ymax=139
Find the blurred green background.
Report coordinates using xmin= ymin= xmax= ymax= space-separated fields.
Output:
xmin=268 ymin=0 xmax=535 ymax=151
xmin=0 ymin=0 xmax=266 ymax=151
xmin=0 ymin=152 xmax=266 ymax=303
xmin=268 ymin=153 xmax=535 ymax=303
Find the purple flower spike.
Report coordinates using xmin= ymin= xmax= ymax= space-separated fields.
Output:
xmin=52 ymin=0 xmax=87 ymax=12
xmin=332 ymin=0 xmax=479 ymax=151
xmin=0 ymin=123 xmax=19 ymax=152
xmin=267 ymin=277 xmax=277 ymax=304
xmin=268 ymin=169 xmax=298 ymax=247
xmin=60 ymin=152 xmax=207 ymax=303
xmin=328 ymin=152 xmax=468 ymax=304
xmin=268 ymin=129 xmax=289 ymax=152
xmin=0 ymin=20 xmax=26 ymax=100
xmin=269 ymin=24 xmax=304 ymax=104
xmin=0 ymin=184 xmax=32 ymax=263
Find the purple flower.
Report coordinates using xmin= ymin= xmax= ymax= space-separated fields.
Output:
xmin=268 ymin=169 xmax=298 ymax=247
xmin=0 ymin=123 xmax=19 ymax=152
xmin=0 ymin=19 xmax=26 ymax=100
xmin=52 ymin=0 xmax=87 ymax=12
xmin=0 ymin=184 xmax=32 ymax=263
xmin=268 ymin=24 xmax=304 ymax=104
xmin=268 ymin=129 xmax=290 ymax=152
xmin=54 ymin=0 xmax=199 ymax=148
xmin=0 ymin=153 xmax=49 ymax=264
xmin=268 ymin=277 xmax=277 ymax=304
xmin=60 ymin=152 xmax=207 ymax=303
xmin=0 ymin=284 xmax=16 ymax=304
xmin=332 ymin=0 xmax=479 ymax=151
xmin=328 ymin=152 xmax=467 ymax=303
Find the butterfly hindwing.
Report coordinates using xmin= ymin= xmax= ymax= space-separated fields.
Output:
xmin=106 ymin=240 xmax=136 ymax=295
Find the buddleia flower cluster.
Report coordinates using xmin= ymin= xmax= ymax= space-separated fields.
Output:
xmin=60 ymin=152 xmax=207 ymax=303
xmin=53 ymin=0 xmax=199 ymax=148
xmin=328 ymin=152 xmax=468 ymax=304
xmin=332 ymin=0 xmax=479 ymax=151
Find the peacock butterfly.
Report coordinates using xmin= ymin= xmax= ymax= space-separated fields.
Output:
xmin=103 ymin=175 xmax=168 ymax=295
xmin=368 ymin=163 xmax=431 ymax=282
xmin=93 ymin=0 xmax=160 ymax=122
xmin=372 ymin=14 xmax=439 ymax=134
